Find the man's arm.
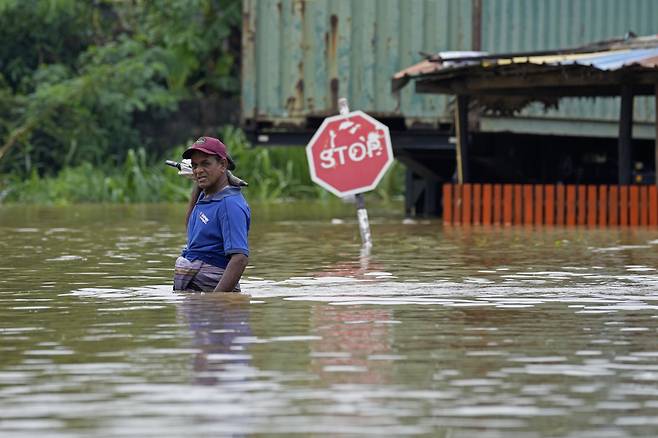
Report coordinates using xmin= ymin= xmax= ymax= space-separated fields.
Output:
xmin=214 ymin=254 xmax=249 ymax=292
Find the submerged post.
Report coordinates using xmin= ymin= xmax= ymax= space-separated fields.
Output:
xmin=338 ymin=97 xmax=373 ymax=248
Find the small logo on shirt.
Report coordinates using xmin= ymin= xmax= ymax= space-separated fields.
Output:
xmin=199 ymin=212 xmax=209 ymax=224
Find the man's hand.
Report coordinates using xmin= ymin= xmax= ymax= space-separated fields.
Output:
xmin=214 ymin=254 xmax=249 ymax=292
xmin=177 ymin=159 xmax=195 ymax=180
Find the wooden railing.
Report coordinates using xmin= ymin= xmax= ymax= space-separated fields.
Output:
xmin=443 ymin=183 xmax=658 ymax=226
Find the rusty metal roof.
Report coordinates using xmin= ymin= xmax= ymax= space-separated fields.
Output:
xmin=392 ymin=34 xmax=658 ymax=110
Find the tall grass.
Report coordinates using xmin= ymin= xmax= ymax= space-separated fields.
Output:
xmin=0 ymin=127 xmax=405 ymax=204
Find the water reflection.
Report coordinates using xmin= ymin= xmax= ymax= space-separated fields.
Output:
xmin=177 ymin=293 xmax=253 ymax=386
xmin=311 ymin=306 xmax=395 ymax=384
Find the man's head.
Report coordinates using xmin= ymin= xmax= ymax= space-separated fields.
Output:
xmin=189 ymin=150 xmax=229 ymax=193
xmin=182 ymin=136 xmax=235 ymax=170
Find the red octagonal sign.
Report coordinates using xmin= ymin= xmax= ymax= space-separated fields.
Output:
xmin=306 ymin=111 xmax=393 ymax=197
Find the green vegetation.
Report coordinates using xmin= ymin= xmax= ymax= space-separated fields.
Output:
xmin=1 ymin=126 xmax=405 ymax=204
xmin=0 ymin=0 xmax=404 ymax=204
xmin=0 ymin=0 xmax=240 ymax=175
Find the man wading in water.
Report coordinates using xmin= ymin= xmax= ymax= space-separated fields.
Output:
xmin=173 ymin=137 xmax=250 ymax=292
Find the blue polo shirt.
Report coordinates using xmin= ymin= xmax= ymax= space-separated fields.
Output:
xmin=182 ymin=186 xmax=250 ymax=269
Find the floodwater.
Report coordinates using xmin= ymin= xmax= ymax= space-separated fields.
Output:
xmin=1 ymin=202 xmax=658 ymax=437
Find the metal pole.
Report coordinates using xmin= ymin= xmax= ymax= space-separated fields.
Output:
xmin=338 ymin=97 xmax=373 ymax=248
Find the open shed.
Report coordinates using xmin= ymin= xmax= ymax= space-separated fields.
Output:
xmin=392 ymin=34 xmax=658 ymax=187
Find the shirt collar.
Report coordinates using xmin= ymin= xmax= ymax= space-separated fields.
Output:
xmin=198 ymin=185 xmax=242 ymax=203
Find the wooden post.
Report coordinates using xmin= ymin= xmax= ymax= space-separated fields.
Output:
xmin=566 ymin=185 xmax=576 ymax=226
xmin=513 ymin=184 xmax=523 ymax=224
xmin=482 ymin=184 xmax=492 ymax=225
xmin=630 ymin=185 xmax=640 ymax=226
xmin=534 ymin=185 xmax=543 ymax=225
xmin=463 ymin=183 xmax=472 ymax=225
xmin=587 ymin=185 xmax=597 ymax=227
xmin=641 ymin=185 xmax=649 ymax=226
xmin=650 ymin=186 xmax=658 ymax=226
xmin=493 ymin=184 xmax=502 ymax=224
xmin=618 ymin=84 xmax=633 ymax=185
xmin=453 ymin=184 xmax=462 ymax=224
xmin=523 ymin=184 xmax=533 ymax=225
xmin=620 ymin=185 xmax=629 ymax=226
xmin=455 ymin=95 xmax=470 ymax=184
xmin=545 ymin=185 xmax=554 ymax=226
xmin=556 ymin=184 xmax=565 ymax=225
xmin=473 ymin=184 xmax=481 ymax=225
xmin=502 ymin=184 xmax=512 ymax=225
xmin=577 ymin=185 xmax=587 ymax=225
xmin=609 ymin=185 xmax=619 ymax=226
xmin=598 ymin=185 xmax=607 ymax=227
xmin=443 ymin=183 xmax=452 ymax=225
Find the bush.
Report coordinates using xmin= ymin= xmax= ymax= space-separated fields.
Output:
xmin=0 ymin=127 xmax=405 ymax=204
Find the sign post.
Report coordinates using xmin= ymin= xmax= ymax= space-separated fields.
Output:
xmin=338 ymin=99 xmax=372 ymax=248
xmin=306 ymin=98 xmax=394 ymax=248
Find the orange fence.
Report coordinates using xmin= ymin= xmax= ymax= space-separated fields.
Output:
xmin=443 ymin=183 xmax=658 ymax=226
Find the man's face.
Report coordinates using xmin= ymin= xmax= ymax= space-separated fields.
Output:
xmin=190 ymin=151 xmax=227 ymax=192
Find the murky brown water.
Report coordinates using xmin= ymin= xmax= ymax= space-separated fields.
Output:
xmin=2 ymin=202 xmax=658 ymax=437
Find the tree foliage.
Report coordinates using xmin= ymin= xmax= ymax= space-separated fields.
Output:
xmin=0 ymin=0 xmax=241 ymax=176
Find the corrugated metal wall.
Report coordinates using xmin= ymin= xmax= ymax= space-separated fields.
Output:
xmin=242 ymin=0 xmax=472 ymax=129
xmin=242 ymin=0 xmax=657 ymax=137
xmin=480 ymin=0 xmax=658 ymax=137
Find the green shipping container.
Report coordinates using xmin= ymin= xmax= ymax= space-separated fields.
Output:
xmin=242 ymin=0 xmax=657 ymax=139
xmin=241 ymin=0 xmax=473 ymax=130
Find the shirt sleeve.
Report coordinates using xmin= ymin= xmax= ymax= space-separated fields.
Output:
xmin=218 ymin=197 xmax=250 ymax=257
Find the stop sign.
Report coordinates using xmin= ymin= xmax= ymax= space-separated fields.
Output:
xmin=306 ymin=110 xmax=393 ymax=197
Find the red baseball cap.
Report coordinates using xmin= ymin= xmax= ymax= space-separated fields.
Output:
xmin=182 ymin=136 xmax=236 ymax=170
